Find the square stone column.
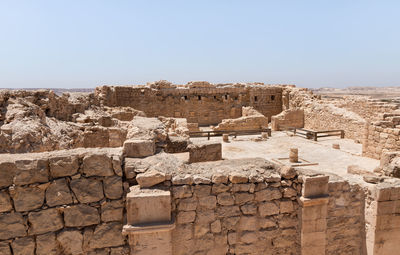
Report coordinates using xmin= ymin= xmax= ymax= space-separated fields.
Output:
xmin=300 ymin=175 xmax=329 ymax=255
xmin=123 ymin=186 xmax=175 ymax=255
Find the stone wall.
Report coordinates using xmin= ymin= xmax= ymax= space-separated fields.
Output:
xmin=271 ymin=109 xmax=304 ymax=131
xmin=0 ymin=148 xmax=130 ymax=254
xmin=171 ymin=171 xmax=301 ymax=254
xmin=362 ymin=114 xmax=400 ymax=159
xmin=95 ymin=82 xmax=283 ymax=126
xmin=213 ymin=107 xmax=269 ymax=131
xmin=326 ymin=177 xmax=365 ymax=254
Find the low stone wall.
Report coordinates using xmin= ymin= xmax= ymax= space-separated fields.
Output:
xmin=271 ymin=109 xmax=304 ymax=131
xmin=213 ymin=107 xmax=268 ymax=131
xmin=171 ymin=171 xmax=301 ymax=254
xmin=0 ymin=148 xmax=129 ymax=254
xmin=362 ymin=114 xmax=400 ymax=159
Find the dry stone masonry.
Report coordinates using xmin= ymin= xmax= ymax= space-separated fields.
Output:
xmin=0 ymin=81 xmax=400 ymax=254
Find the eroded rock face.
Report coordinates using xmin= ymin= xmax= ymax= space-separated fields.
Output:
xmin=380 ymin=151 xmax=400 ymax=177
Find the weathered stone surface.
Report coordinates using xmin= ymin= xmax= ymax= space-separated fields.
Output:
xmin=255 ymin=188 xmax=282 ymax=202
xmin=14 ymin=159 xmax=49 ymax=185
xmin=70 ymin=178 xmax=104 ymax=203
xmin=9 ymin=186 xmax=44 ymax=212
xmin=229 ymin=172 xmax=248 ymax=183
xmin=82 ymin=154 xmax=114 ymax=177
xmin=101 ymin=200 xmax=124 ymax=222
xmin=259 ymin=202 xmax=279 ymax=217
xmin=0 ymin=162 xmax=16 ymax=188
xmin=212 ymin=173 xmax=228 ymax=184
xmin=123 ymin=139 xmax=155 ymax=158
xmin=0 ymin=191 xmax=12 ymax=213
xmin=188 ymin=142 xmax=222 ymax=163
xmin=136 ymin=170 xmax=166 ymax=188
xmin=280 ymin=165 xmax=296 ymax=179
xmin=28 ymin=208 xmax=63 ymax=235
xmin=49 ymin=155 xmax=79 ymax=178
xmin=103 ymin=176 xmax=123 ymax=199
xmin=112 ymin=155 xmax=123 ymax=176
xmin=89 ymin=223 xmax=125 ymax=249
xmin=110 ymin=246 xmax=130 ymax=255
xmin=57 ymin=230 xmax=84 ymax=255
xmin=0 ymin=241 xmax=11 ymax=255
xmin=46 ymin=178 xmax=73 ymax=207
xmin=36 ymin=232 xmax=58 ymax=255
xmin=11 ymin=237 xmax=35 ymax=255
xmin=64 ymin=204 xmax=100 ymax=227
xmin=0 ymin=213 xmax=26 ymax=240
xmin=172 ymin=185 xmax=192 ymax=199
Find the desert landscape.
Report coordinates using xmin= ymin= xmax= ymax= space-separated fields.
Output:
xmin=0 ymin=81 xmax=399 ymax=254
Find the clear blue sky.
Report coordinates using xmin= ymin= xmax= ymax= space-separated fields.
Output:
xmin=0 ymin=1 xmax=399 ymax=88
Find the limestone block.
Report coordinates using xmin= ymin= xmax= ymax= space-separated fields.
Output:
xmin=229 ymin=172 xmax=248 ymax=184
xmin=64 ymin=204 xmax=100 ymax=227
xmin=14 ymin=159 xmax=49 ymax=185
xmin=104 ymin=176 xmax=123 ymax=199
xmin=129 ymin=231 xmax=172 ymax=255
xmin=210 ymin=220 xmax=221 ymax=233
xmin=283 ymin=187 xmax=298 ymax=198
xmin=234 ymin=193 xmax=254 ymax=205
xmin=238 ymin=216 xmax=259 ymax=231
xmin=222 ymin=134 xmax=229 ymax=142
xmin=89 ymin=222 xmax=125 ymax=249
xmin=240 ymin=204 xmax=258 ymax=215
xmin=57 ymin=230 xmax=84 ymax=255
xmin=259 ymin=202 xmax=279 ymax=217
xmin=259 ymin=218 xmax=276 ymax=229
xmin=195 ymin=210 xmax=216 ymax=224
xmin=172 ymin=185 xmax=192 ymax=199
xmin=177 ymin=211 xmax=196 ymax=224
xmin=255 ymin=188 xmax=282 ymax=202
xmin=193 ymin=185 xmax=211 ymax=197
xmin=101 ymin=200 xmax=124 ymax=222
xmin=36 ymin=232 xmax=58 ymax=255
xmin=280 ymin=200 xmax=294 ymax=213
xmin=49 ymin=155 xmax=79 ymax=178
xmin=217 ymin=192 xmax=234 ymax=206
xmin=123 ymin=139 xmax=155 ymax=158
xmin=302 ymin=175 xmax=329 ymax=198
xmin=198 ymin=196 xmax=217 ymax=209
xmin=193 ymin=175 xmax=211 ymax=184
xmin=11 ymin=236 xmax=35 ymax=255
xmin=211 ymin=173 xmax=228 ymax=184
xmin=0 ymin=213 xmax=26 ymax=240
xmin=112 ymin=155 xmax=123 ymax=177
xmin=0 ymin=190 xmax=12 ymax=213
xmin=0 ymin=242 xmax=11 ymax=255
xmin=178 ymin=197 xmax=198 ymax=211
xmin=136 ymin=170 xmax=166 ymax=188
xmin=82 ymin=154 xmax=114 ymax=177
xmin=28 ymin=208 xmax=64 ymax=235
xmin=171 ymin=175 xmax=194 ymax=185
xmin=280 ymin=165 xmax=296 ymax=179
xmin=127 ymin=186 xmax=171 ymax=225
xmin=70 ymin=178 xmax=104 ymax=203
xmin=10 ymin=186 xmax=44 ymax=212
xmin=188 ymin=142 xmax=222 ymax=163
xmin=216 ymin=206 xmax=241 ymax=217
xmin=0 ymin=162 xmax=16 ymax=188
xmin=46 ymin=178 xmax=73 ymax=207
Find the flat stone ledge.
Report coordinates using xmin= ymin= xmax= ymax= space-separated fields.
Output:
xmin=299 ymin=196 xmax=329 ymax=207
xmin=122 ymin=220 xmax=175 ymax=235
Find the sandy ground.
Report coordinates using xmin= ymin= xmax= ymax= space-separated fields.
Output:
xmin=189 ymin=131 xmax=379 ymax=176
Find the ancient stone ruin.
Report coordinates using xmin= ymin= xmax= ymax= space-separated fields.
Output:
xmin=0 ymin=81 xmax=399 ymax=254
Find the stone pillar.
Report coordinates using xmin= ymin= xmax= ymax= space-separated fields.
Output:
xmin=289 ymin=148 xmax=298 ymax=163
xmin=300 ymin=175 xmax=329 ymax=255
xmin=222 ymin=134 xmax=229 ymax=143
xmin=123 ymin=186 xmax=175 ymax=255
